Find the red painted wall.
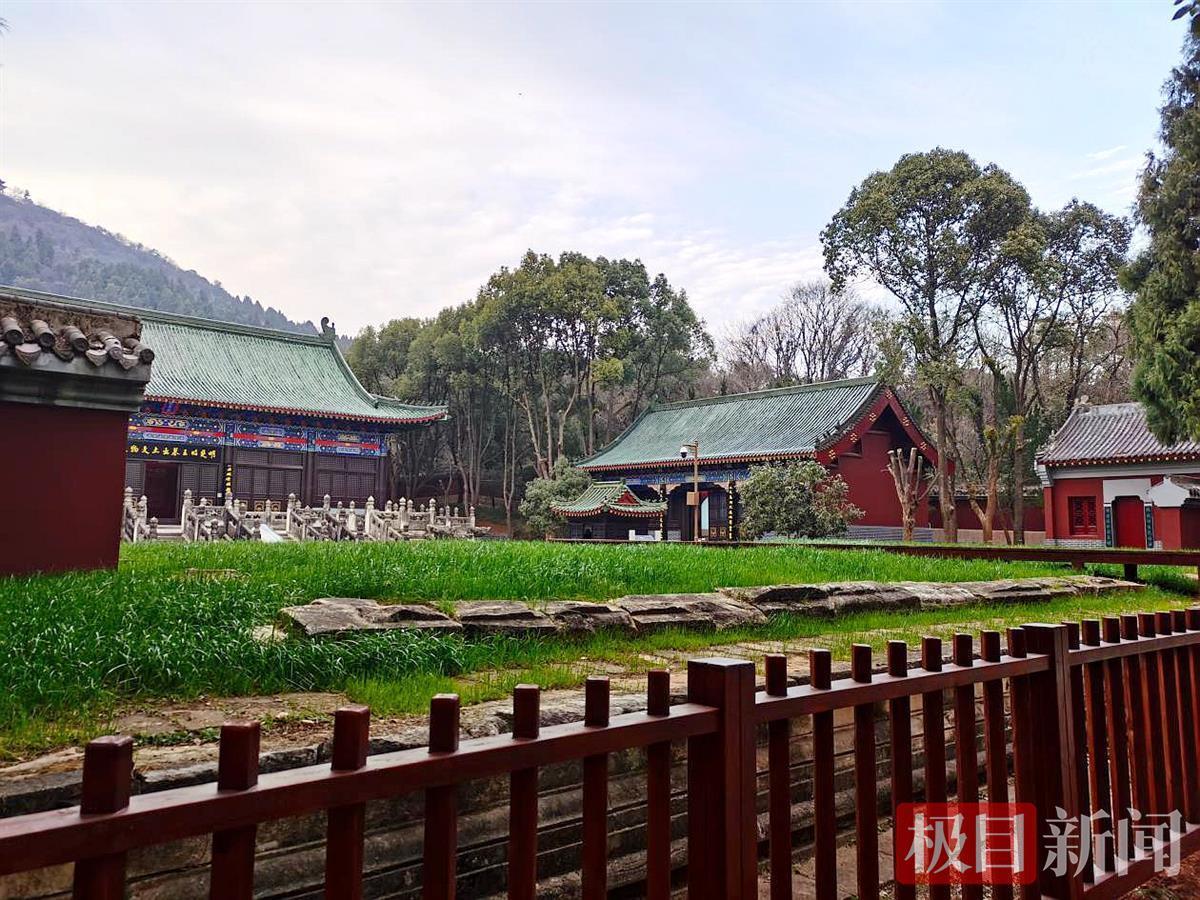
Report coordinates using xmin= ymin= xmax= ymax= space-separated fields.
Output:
xmin=1046 ymin=477 xmax=1105 ymax=541
xmin=930 ymin=498 xmax=1046 ymax=532
xmin=835 ymin=429 xmax=930 ymax=527
xmin=0 ymin=401 xmax=129 ymax=575
xmin=1155 ymin=507 xmax=1182 ymax=550
xmin=1182 ymin=506 xmax=1200 ymax=549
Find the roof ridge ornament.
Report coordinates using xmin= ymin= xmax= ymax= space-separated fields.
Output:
xmin=320 ymin=317 xmax=337 ymax=340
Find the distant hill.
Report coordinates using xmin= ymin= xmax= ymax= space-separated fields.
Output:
xmin=0 ymin=188 xmax=315 ymax=334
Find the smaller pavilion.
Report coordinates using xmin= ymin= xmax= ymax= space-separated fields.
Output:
xmin=551 ymin=481 xmax=668 ymax=540
xmin=562 ymin=378 xmax=936 ymax=541
xmin=1037 ymin=400 xmax=1200 ymax=549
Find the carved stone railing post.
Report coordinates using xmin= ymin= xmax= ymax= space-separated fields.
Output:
xmin=121 ymin=488 xmax=135 ymax=542
xmin=136 ymin=496 xmax=149 ymax=542
xmin=181 ymin=489 xmax=194 ymax=540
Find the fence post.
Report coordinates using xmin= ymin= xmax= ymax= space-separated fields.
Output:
xmin=508 ymin=684 xmax=541 ymax=900
xmin=325 ymin=705 xmax=370 ymax=900
xmin=72 ymin=735 xmax=134 ymax=900
xmin=645 ymin=669 xmax=673 ymax=900
xmin=424 ymin=694 xmax=460 ymax=900
xmin=765 ymin=654 xmax=792 ymax=900
xmin=686 ymin=657 xmax=756 ymax=900
xmin=210 ymin=721 xmax=261 ymax=899
xmin=1023 ymin=623 xmax=1083 ymax=900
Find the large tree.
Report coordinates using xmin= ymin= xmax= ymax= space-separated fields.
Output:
xmin=723 ymin=280 xmax=888 ymax=389
xmin=822 ymin=148 xmax=1031 ymax=541
xmin=347 ymin=250 xmax=710 ymax=529
xmin=605 ymin=273 xmax=712 ymax=441
xmin=475 ymin=251 xmax=709 ymax=478
xmin=1125 ymin=5 xmax=1200 ymax=442
xmin=987 ymin=202 xmax=1130 ymax=541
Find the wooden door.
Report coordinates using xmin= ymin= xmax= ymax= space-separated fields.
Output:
xmin=144 ymin=461 xmax=179 ymax=522
xmin=125 ymin=459 xmax=145 ymax=498
xmin=1113 ymin=496 xmax=1147 ymax=548
xmin=178 ymin=462 xmax=220 ymax=505
xmin=313 ymin=455 xmax=380 ymax=506
xmin=231 ymin=449 xmax=303 ymax=509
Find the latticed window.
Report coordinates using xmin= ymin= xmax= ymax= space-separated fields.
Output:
xmin=1068 ymin=496 xmax=1098 ymax=536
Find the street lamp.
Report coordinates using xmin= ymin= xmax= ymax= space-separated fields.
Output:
xmin=680 ymin=440 xmax=701 ymax=542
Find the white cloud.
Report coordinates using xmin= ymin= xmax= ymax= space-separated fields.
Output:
xmin=1070 ymin=156 xmax=1142 ymax=180
xmin=1086 ymin=144 xmax=1127 ymax=161
xmin=0 ymin=0 xmax=1173 ymax=339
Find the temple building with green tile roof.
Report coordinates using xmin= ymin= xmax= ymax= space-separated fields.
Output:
xmin=569 ymin=378 xmax=938 ymax=541
xmin=1 ymin=286 xmax=447 ymax=522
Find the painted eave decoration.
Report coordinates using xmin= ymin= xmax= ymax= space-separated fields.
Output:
xmin=552 ymin=482 xmax=668 ymax=518
xmin=577 ymin=378 xmax=936 ymax=473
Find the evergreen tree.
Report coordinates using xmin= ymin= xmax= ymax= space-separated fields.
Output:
xmin=1125 ymin=4 xmax=1200 ymax=442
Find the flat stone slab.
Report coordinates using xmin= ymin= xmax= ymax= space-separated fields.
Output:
xmin=455 ymin=601 xmax=560 ymax=637
xmin=893 ymin=582 xmax=978 ymax=608
xmin=279 ymin=576 xmax=1143 ymax=641
xmin=279 ymin=598 xmax=462 ymax=638
xmin=723 ymin=574 xmax=1140 ymax=617
xmin=543 ymin=601 xmax=635 ymax=635
xmin=614 ymin=593 xmax=767 ymax=632
xmin=724 ymin=582 xmax=919 ymax=617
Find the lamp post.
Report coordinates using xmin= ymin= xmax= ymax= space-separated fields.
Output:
xmin=680 ymin=440 xmax=701 ymax=542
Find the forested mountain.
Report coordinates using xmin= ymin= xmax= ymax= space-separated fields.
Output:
xmin=0 ymin=189 xmax=314 ymax=333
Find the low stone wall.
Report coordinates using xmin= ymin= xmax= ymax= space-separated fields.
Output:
xmin=279 ymin=574 xmax=1139 ymax=639
xmin=943 ymin=529 xmax=1047 ymax=546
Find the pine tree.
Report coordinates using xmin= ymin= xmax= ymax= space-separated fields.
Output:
xmin=1125 ymin=4 xmax=1200 ymax=442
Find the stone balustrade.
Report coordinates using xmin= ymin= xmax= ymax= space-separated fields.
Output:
xmin=122 ymin=489 xmax=487 ymax=543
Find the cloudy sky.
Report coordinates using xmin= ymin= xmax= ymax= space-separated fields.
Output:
xmin=0 ymin=1 xmax=1185 ymax=335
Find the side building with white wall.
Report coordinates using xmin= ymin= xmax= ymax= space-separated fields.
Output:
xmin=1036 ymin=401 xmax=1200 ymax=550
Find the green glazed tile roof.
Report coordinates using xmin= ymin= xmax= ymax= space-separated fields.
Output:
xmin=579 ymin=377 xmax=882 ymax=470
xmin=0 ymin=285 xmax=447 ymax=424
xmin=137 ymin=316 xmax=446 ymax=423
xmin=552 ymin=482 xmax=667 ymax=517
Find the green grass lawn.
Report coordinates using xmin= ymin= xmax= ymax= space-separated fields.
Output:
xmin=0 ymin=540 xmax=1193 ymax=759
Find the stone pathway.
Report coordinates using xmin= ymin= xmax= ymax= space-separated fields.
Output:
xmin=758 ymin=829 xmax=895 ymax=899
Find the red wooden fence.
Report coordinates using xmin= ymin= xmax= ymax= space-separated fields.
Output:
xmin=3 ymin=609 xmax=1200 ymax=898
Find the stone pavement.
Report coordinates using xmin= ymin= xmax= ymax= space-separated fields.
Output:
xmin=758 ymin=829 xmax=896 ymax=899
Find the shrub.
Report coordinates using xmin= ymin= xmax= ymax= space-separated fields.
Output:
xmin=518 ymin=457 xmax=591 ymax=537
xmin=738 ymin=460 xmax=863 ymax=539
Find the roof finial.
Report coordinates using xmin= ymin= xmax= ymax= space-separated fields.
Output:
xmin=320 ymin=317 xmax=336 ymax=339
